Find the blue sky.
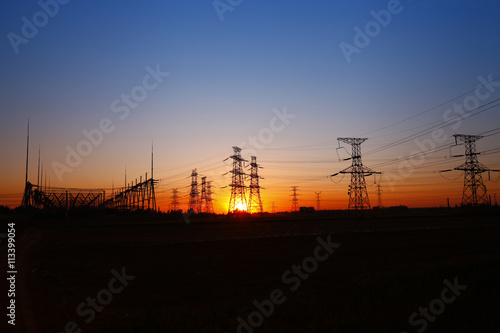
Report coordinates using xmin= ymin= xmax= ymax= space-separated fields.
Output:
xmin=1 ymin=0 xmax=500 ymax=210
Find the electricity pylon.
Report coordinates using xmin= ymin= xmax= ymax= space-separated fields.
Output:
xmin=453 ymin=134 xmax=490 ymax=206
xmin=376 ymin=184 xmax=383 ymax=208
xmin=291 ymin=186 xmax=299 ymax=212
xmin=315 ymin=191 xmax=322 ymax=211
xmin=189 ymin=169 xmax=201 ymax=213
xmin=205 ymin=181 xmax=215 ymax=213
xmin=248 ymin=156 xmax=264 ymax=214
xmin=332 ymin=138 xmax=379 ymax=210
xmin=200 ymin=176 xmax=215 ymax=213
xmin=227 ymin=146 xmax=247 ymax=213
xmin=271 ymin=201 xmax=277 ymax=214
xmin=201 ymin=176 xmax=207 ymax=212
xmin=170 ymin=188 xmax=180 ymax=211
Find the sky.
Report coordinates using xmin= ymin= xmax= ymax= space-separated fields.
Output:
xmin=1 ymin=0 xmax=500 ymax=212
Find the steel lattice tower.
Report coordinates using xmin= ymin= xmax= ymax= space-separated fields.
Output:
xmin=315 ymin=191 xmax=322 ymax=211
xmin=453 ymin=134 xmax=489 ymax=206
xmin=170 ymin=188 xmax=180 ymax=211
xmin=248 ymin=156 xmax=264 ymax=214
xmin=376 ymin=184 xmax=383 ymax=208
xmin=227 ymin=146 xmax=248 ymax=213
xmin=334 ymin=138 xmax=378 ymax=210
xmin=205 ymin=181 xmax=215 ymax=213
xmin=189 ymin=169 xmax=201 ymax=213
xmin=200 ymin=176 xmax=207 ymax=211
xmin=291 ymin=186 xmax=299 ymax=212
xmin=200 ymin=176 xmax=215 ymax=213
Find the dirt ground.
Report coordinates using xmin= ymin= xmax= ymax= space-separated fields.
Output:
xmin=2 ymin=210 xmax=500 ymax=332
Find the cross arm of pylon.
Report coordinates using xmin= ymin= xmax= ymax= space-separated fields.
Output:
xmin=337 ymin=165 xmax=379 ymax=175
xmin=454 ymin=162 xmax=489 ymax=172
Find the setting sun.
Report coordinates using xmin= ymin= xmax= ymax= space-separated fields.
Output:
xmin=234 ymin=202 xmax=248 ymax=212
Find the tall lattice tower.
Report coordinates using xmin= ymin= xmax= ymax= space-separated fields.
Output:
xmin=200 ymin=176 xmax=215 ymax=213
xmin=291 ymin=186 xmax=299 ymax=212
xmin=376 ymin=184 xmax=383 ymax=208
xmin=333 ymin=138 xmax=378 ymax=210
xmin=227 ymin=146 xmax=247 ymax=213
xmin=453 ymin=134 xmax=489 ymax=206
xmin=248 ymin=156 xmax=264 ymax=214
xmin=200 ymin=176 xmax=207 ymax=211
xmin=315 ymin=191 xmax=322 ymax=211
xmin=189 ymin=169 xmax=201 ymax=213
xmin=271 ymin=201 xmax=277 ymax=214
xmin=205 ymin=181 xmax=215 ymax=213
xmin=170 ymin=188 xmax=180 ymax=211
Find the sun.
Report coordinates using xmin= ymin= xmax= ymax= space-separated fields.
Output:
xmin=234 ymin=202 xmax=248 ymax=212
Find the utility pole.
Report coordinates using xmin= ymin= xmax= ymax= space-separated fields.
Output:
xmin=25 ymin=119 xmax=29 ymax=186
xmin=21 ymin=119 xmax=32 ymax=209
xmin=291 ymin=186 xmax=299 ymax=212
xmin=332 ymin=138 xmax=379 ymax=210
xmin=227 ymin=146 xmax=247 ymax=213
xmin=315 ymin=191 xmax=322 ymax=211
xmin=453 ymin=134 xmax=490 ymax=206
xmin=149 ymin=142 xmax=156 ymax=211
xmin=248 ymin=156 xmax=264 ymax=214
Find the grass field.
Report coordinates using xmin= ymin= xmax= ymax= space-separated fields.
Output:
xmin=2 ymin=208 xmax=500 ymax=332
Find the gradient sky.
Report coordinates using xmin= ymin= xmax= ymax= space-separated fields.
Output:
xmin=1 ymin=0 xmax=500 ymax=212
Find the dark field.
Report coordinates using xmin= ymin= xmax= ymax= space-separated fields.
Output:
xmin=3 ymin=210 xmax=500 ymax=332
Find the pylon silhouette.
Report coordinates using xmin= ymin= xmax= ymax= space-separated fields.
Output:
xmin=333 ymin=138 xmax=379 ymax=210
xmin=315 ymin=191 xmax=321 ymax=211
xmin=189 ymin=169 xmax=201 ymax=213
xmin=453 ymin=134 xmax=490 ymax=206
xmin=227 ymin=146 xmax=247 ymax=213
xmin=248 ymin=156 xmax=264 ymax=214
xmin=200 ymin=176 xmax=215 ymax=213
xmin=170 ymin=188 xmax=180 ymax=211
xmin=291 ymin=186 xmax=299 ymax=212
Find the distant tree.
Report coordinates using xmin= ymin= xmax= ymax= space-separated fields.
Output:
xmin=0 ymin=205 xmax=11 ymax=215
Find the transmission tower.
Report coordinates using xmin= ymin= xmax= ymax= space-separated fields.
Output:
xmin=248 ymin=156 xmax=264 ymax=214
xmin=205 ymin=181 xmax=215 ymax=213
xmin=315 ymin=191 xmax=322 ymax=211
xmin=189 ymin=169 xmax=201 ymax=213
xmin=170 ymin=188 xmax=180 ymax=211
xmin=376 ymin=184 xmax=383 ymax=208
xmin=453 ymin=134 xmax=490 ymax=206
xmin=291 ymin=186 xmax=300 ymax=212
xmin=200 ymin=176 xmax=207 ymax=211
xmin=227 ymin=146 xmax=247 ymax=213
xmin=332 ymin=138 xmax=379 ymax=210
xmin=200 ymin=177 xmax=216 ymax=213
xmin=271 ymin=201 xmax=277 ymax=214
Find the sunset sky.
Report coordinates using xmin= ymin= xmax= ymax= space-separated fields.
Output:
xmin=1 ymin=1 xmax=499 ymax=212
